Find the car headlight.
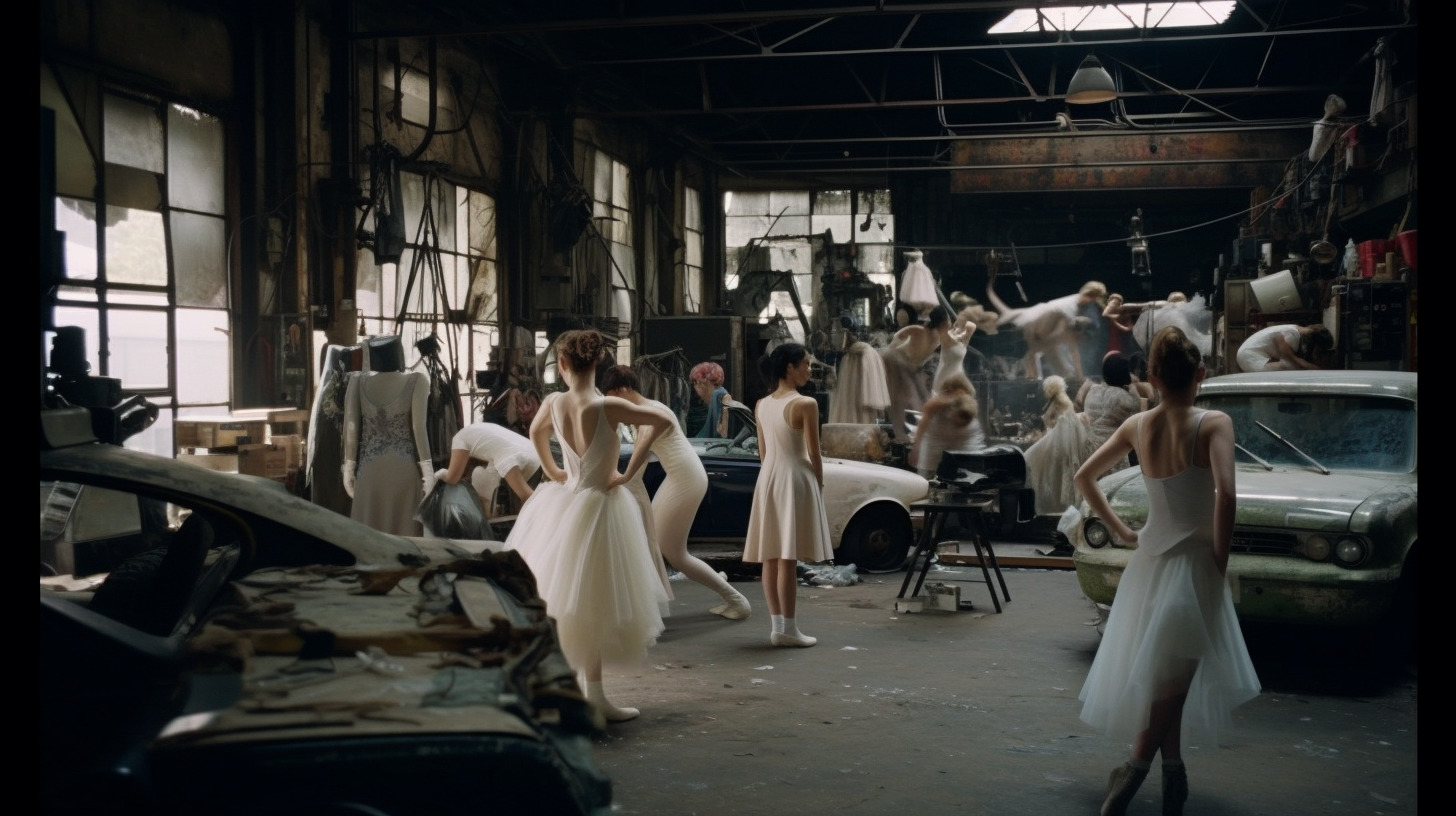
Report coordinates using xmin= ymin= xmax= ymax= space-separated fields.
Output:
xmin=1302 ymin=535 xmax=1332 ymax=562
xmin=1334 ymin=536 xmax=1368 ymax=566
xmin=1083 ymin=518 xmax=1111 ymax=549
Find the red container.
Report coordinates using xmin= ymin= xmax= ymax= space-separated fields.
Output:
xmin=1358 ymin=239 xmax=1389 ymax=278
xmin=1395 ymin=230 xmax=1417 ymax=271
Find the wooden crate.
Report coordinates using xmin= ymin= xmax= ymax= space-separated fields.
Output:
xmin=178 ymin=452 xmax=240 ymax=472
xmin=176 ymin=417 xmax=268 ymax=449
xmin=238 ymin=444 xmax=290 ymax=479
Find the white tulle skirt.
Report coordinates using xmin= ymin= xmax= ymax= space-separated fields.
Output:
xmin=504 ymin=481 xmax=668 ymax=670
xmin=1079 ymin=537 xmax=1261 ymax=744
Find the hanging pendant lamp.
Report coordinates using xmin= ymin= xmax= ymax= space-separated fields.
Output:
xmin=1067 ymin=55 xmax=1117 ymax=104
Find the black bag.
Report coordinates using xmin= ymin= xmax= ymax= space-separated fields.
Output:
xmin=416 ymin=481 xmax=491 ymax=540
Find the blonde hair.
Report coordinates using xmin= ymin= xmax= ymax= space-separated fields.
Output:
xmin=1079 ymin=281 xmax=1108 ymax=305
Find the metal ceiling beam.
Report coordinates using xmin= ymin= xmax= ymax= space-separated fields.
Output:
xmin=570 ymin=22 xmax=1407 ymax=65
xmin=571 ymin=84 xmax=1325 ymax=118
xmin=947 ymin=130 xmax=1307 ymax=192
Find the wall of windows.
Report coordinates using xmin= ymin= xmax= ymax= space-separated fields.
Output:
xmin=45 ymin=65 xmax=231 ymax=458
xmin=354 ymin=172 xmax=501 ymax=423
xmin=722 ymin=189 xmax=896 ymax=344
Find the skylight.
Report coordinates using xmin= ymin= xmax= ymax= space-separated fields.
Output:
xmin=988 ymin=2 xmax=1236 ymax=35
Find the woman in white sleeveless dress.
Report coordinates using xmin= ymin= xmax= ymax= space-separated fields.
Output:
xmin=502 ymin=330 xmax=675 ymax=724
xmin=1074 ymin=326 xmax=1260 ymax=816
xmin=743 ymin=343 xmax=834 ymax=648
xmin=601 ymin=365 xmax=753 ymax=621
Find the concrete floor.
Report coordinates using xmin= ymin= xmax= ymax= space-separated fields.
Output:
xmin=589 ymin=555 xmax=1417 ymax=816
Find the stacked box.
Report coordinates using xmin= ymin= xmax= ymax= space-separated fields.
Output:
xmin=237 ymin=444 xmax=289 ymax=479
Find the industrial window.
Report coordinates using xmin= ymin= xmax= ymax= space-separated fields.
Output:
xmin=683 ymin=185 xmax=704 ymax=315
xmin=722 ymin=189 xmax=893 ymax=343
xmin=592 ymin=149 xmax=635 ymax=363
xmin=354 ymin=173 xmax=500 ymax=423
xmin=44 ymin=65 xmax=230 ymax=460
xmin=989 ymin=2 xmax=1235 ymax=34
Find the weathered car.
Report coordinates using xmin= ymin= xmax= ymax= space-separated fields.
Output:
xmin=631 ymin=401 xmax=931 ymax=573
xmin=1069 ymin=370 xmax=1416 ymax=641
xmin=40 ymin=407 xmax=612 ymax=816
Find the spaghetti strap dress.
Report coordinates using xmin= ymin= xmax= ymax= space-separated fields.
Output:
xmin=742 ymin=393 xmax=834 ymax=564
xmin=503 ymin=396 xmax=667 ymax=671
xmin=1079 ymin=411 xmax=1261 ymax=743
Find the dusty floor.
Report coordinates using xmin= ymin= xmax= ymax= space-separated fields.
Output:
xmin=589 ymin=558 xmax=1418 ymax=816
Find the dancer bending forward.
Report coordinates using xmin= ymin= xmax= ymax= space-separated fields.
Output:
xmin=601 ymin=364 xmax=752 ymax=621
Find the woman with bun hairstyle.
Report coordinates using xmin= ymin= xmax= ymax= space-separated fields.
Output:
xmin=742 ymin=343 xmax=834 ymax=647
xmin=1075 ymin=326 xmax=1260 ymax=816
xmin=502 ymin=329 xmax=675 ymax=724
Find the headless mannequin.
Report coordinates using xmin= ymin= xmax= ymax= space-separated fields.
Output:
xmin=308 ymin=343 xmax=363 ymax=516
xmin=342 ymin=337 xmax=433 ymax=536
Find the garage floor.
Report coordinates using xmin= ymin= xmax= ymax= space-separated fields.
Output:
xmin=590 ymin=554 xmax=1417 ymax=815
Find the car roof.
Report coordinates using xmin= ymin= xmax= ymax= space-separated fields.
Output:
xmin=1198 ymin=370 xmax=1417 ymax=401
xmin=41 ymin=442 xmax=419 ymax=566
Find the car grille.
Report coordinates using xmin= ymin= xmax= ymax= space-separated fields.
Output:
xmin=1230 ymin=529 xmax=1298 ymax=556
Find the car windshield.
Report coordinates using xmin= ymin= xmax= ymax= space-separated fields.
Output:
xmin=1197 ymin=392 xmax=1415 ymax=473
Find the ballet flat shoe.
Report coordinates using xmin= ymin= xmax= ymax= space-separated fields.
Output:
xmin=709 ymin=596 xmax=752 ymax=620
xmin=1100 ymin=762 xmax=1149 ymax=816
xmin=770 ymin=631 xmax=817 ymax=648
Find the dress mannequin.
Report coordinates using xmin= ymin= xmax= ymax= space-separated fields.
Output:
xmin=342 ymin=339 xmax=433 ymax=536
xmin=308 ymin=344 xmax=363 ymax=516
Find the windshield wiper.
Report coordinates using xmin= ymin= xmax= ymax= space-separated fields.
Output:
xmin=1253 ymin=420 xmax=1330 ymax=474
xmin=1234 ymin=443 xmax=1273 ymax=470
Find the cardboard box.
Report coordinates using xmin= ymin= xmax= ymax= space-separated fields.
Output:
xmin=178 ymin=453 xmax=239 ymax=473
xmin=176 ymin=417 xmax=268 ymax=449
xmin=238 ymin=444 xmax=289 ymax=479
xmin=270 ymin=434 xmax=305 ymax=469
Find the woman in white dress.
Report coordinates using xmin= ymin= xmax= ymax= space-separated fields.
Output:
xmin=1074 ymin=326 xmax=1260 ymax=816
xmin=601 ymin=365 xmax=753 ymax=621
xmin=743 ymin=343 xmax=834 ymax=647
xmin=502 ymin=329 xmax=675 ymax=724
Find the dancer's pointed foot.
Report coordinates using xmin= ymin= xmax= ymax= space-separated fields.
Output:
xmin=709 ymin=595 xmax=752 ymax=620
xmin=1100 ymin=761 xmax=1150 ymax=816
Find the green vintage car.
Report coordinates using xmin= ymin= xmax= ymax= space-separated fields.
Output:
xmin=1070 ymin=370 xmax=1417 ymax=634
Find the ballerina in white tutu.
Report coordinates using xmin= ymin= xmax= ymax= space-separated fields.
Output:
xmin=503 ymin=329 xmax=676 ymax=725
xmin=1074 ymin=326 xmax=1260 ymax=816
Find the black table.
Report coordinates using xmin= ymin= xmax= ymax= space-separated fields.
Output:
xmin=899 ymin=495 xmax=1011 ymax=613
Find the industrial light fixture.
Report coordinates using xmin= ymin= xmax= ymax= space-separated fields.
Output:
xmin=1066 ymin=54 xmax=1117 ymax=104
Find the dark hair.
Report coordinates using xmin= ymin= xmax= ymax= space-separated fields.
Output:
xmin=1148 ymin=326 xmax=1201 ymax=391
xmin=1127 ymin=351 xmax=1149 ymax=382
xmin=555 ymin=329 xmax=610 ymax=375
xmin=1300 ymin=324 xmax=1335 ymax=358
xmin=1101 ymin=352 xmax=1132 ymax=388
xmin=758 ymin=342 xmax=809 ymax=385
xmin=600 ymin=364 xmax=638 ymax=393
xmin=926 ymin=305 xmax=952 ymax=329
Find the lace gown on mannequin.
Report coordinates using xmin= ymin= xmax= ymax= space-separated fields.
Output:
xmin=1079 ymin=412 xmax=1260 ymax=743
xmin=346 ymin=370 xmax=430 ymax=536
xmin=503 ymin=396 xmax=667 ymax=671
